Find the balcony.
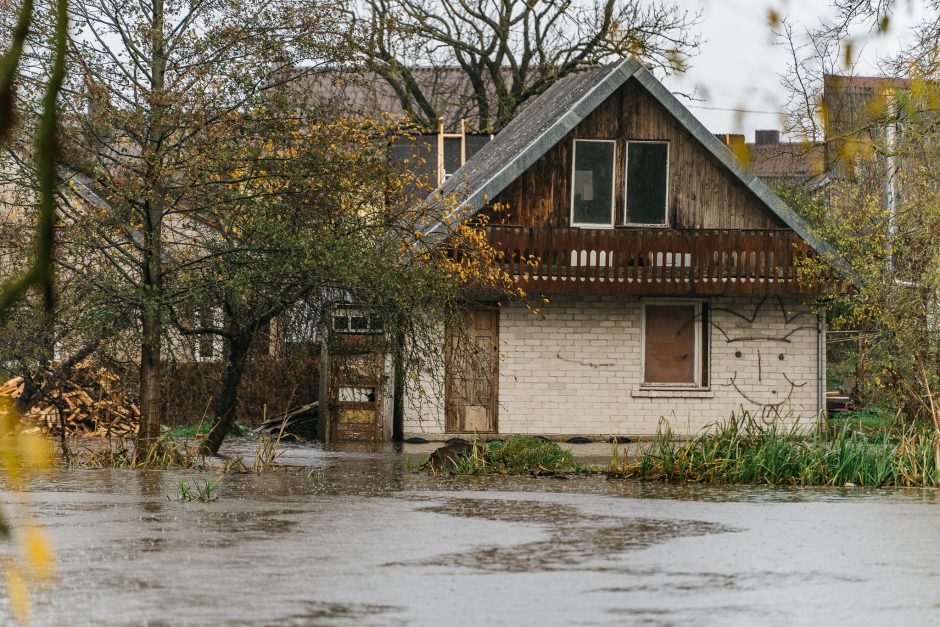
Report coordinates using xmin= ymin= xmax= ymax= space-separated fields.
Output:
xmin=486 ymin=226 xmax=817 ymax=295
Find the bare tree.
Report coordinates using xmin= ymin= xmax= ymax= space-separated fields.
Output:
xmin=30 ymin=0 xmax=342 ymax=451
xmin=346 ymin=0 xmax=701 ymax=132
xmin=777 ymin=18 xmax=842 ymax=143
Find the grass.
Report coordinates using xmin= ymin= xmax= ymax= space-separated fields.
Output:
xmin=611 ymin=412 xmax=940 ymax=487
xmin=251 ymin=415 xmax=289 ymax=473
xmin=164 ymin=420 xmax=250 ymax=439
xmin=77 ymin=436 xmax=207 ymax=470
xmin=441 ymin=436 xmax=584 ymax=475
xmin=175 ymin=477 xmax=220 ymax=502
xmin=827 ymin=406 xmax=896 ymax=437
xmin=67 ymin=430 xmax=277 ymax=475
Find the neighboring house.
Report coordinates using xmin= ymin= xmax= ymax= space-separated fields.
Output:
xmin=715 ymin=131 xmax=826 ymax=190
xmin=297 ymin=67 xmax=483 ymax=132
xmin=389 ymin=120 xmax=492 ymax=195
xmin=712 ymin=75 xmax=912 ymax=194
xmin=386 ymin=57 xmax=836 ymax=442
xmin=822 ymin=74 xmax=910 ymax=176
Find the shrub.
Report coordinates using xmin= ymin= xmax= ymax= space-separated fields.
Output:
xmin=444 ymin=435 xmax=581 ymax=475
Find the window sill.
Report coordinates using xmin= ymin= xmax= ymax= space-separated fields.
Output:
xmin=632 ymin=387 xmax=714 ymax=399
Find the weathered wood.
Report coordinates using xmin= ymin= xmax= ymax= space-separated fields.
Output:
xmin=487 ymin=77 xmax=786 ymax=231
xmin=486 ymin=226 xmax=818 ymax=296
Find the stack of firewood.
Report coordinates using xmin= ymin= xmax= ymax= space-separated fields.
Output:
xmin=0 ymin=363 xmax=140 ymax=436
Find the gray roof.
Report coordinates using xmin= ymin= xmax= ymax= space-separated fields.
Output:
xmin=423 ymin=57 xmax=846 ymax=270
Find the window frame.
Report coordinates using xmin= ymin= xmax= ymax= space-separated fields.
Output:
xmin=569 ymin=138 xmax=617 ymax=228
xmin=639 ymin=298 xmax=708 ymax=388
xmin=332 ymin=306 xmax=384 ymax=335
xmin=623 ymin=140 xmax=670 ymax=227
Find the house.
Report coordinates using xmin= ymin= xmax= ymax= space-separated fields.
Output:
xmin=391 ymin=57 xmax=836 ymax=441
xmin=715 ymin=131 xmax=826 ymax=190
xmin=822 ymin=74 xmax=911 ymax=176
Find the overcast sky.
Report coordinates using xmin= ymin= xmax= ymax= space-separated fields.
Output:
xmin=662 ymin=0 xmax=931 ymax=139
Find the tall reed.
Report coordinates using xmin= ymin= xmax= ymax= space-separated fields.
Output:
xmin=612 ymin=412 xmax=939 ymax=487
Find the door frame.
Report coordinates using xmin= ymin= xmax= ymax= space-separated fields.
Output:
xmin=444 ymin=305 xmax=499 ymax=434
xmin=328 ymin=349 xmax=385 ymax=442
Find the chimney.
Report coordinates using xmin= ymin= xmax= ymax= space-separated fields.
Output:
xmin=714 ymin=133 xmax=746 ymax=146
xmin=755 ymin=130 xmax=781 ymax=145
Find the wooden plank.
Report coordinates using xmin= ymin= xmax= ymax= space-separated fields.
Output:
xmin=481 ymin=226 xmax=818 ymax=296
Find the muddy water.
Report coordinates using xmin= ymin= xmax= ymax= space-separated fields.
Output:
xmin=3 ymin=440 xmax=940 ymax=626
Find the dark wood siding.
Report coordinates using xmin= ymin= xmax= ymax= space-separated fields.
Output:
xmin=489 ymin=77 xmax=786 ymax=230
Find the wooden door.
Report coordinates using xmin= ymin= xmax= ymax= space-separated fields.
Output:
xmin=445 ymin=308 xmax=499 ymax=433
xmin=329 ymin=352 xmax=384 ymax=442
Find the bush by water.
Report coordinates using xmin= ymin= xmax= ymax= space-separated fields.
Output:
xmin=613 ymin=412 xmax=939 ymax=487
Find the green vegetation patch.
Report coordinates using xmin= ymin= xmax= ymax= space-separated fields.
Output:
xmin=827 ymin=406 xmax=896 ymax=438
xmin=613 ymin=413 xmax=939 ymax=487
xmin=430 ymin=436 xmax=583 ymax=475
xmin=487 ymin=436 xmax=581 ymax=474
xmin=176 ymin=477 xmax=221 ymax=502
xmin=165 ymin=421 xmax=250 ymax=439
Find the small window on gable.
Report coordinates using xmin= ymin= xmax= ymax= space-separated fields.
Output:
xmin=333 ymin=307 xmax=383 ymax=335
xmin=643 ymin=301 xmax=707 ymax=386
xmin=626 ymin=141 xmax=669 ymax=225
xmin=443 ymin=137 xmax=462 ymax=180
xmin=571 ymin=139 xmax=615 ymax=226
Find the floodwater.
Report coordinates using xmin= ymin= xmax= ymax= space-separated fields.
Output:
xmin=3 ymin=440 xmax=940 ymax=626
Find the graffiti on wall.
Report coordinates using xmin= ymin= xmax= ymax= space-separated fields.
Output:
xmin=712 ymin=296 xmax=817 ymax=422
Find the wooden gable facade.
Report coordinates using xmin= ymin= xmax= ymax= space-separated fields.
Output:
xmin=425 ymin=60 xmax=830 ymax=297
xmin=491 ymin=78 xmax=785 ymax=231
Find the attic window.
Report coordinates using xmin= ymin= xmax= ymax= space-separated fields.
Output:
xmin=333 ymin=307 xmax=383 ymax=334
xmin=625 ymin=141 xmax=669 ymax=225
xmin=642 ymin=301 xmax=707 ymax=387
xmin=443 ymin=137 xmax=462 ymax=180
xmin=571 ymin=139 xmax=615 ymax=227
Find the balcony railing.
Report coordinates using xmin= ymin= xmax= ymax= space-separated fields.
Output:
xmin=486 ymin=226 xmax=816 ymax=295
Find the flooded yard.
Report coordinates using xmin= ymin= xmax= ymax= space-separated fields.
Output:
xmin=4 ymin=441 xmax=940 ymax=626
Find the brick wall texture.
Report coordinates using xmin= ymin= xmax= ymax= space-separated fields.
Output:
xmin=403 ymin=295 xmax=822 ymax=437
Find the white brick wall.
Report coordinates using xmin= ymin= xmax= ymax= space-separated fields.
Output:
xmin=403 ymin=295 xmax=823 ymax=437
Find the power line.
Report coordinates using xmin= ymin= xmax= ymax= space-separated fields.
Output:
xmin=686 ymin=103 xmax=785 ymax=115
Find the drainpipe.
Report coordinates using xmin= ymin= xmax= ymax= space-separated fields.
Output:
xmin=392 ymin=327 xmax=405 ymax=442
xmin=317 ymin=322 xmax=331 ymax=445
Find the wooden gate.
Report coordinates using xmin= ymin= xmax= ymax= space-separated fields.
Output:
xmin=445 ymin=307 xmax=499 ymax=433
xmin=329 ymin=351 xmax=384 ymax=442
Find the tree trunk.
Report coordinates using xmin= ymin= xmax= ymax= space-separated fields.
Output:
xmin=137 ymin=303 xmax=163 ymax=451
xmin=202 ymin=332 xmax=252 ymax=456
xmin=137 ymin=0 xmax=167 ymax=456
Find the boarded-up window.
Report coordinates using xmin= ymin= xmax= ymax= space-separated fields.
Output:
xmin=626 ymin=142 xmax=669 ymax=225
xmin=571 ymin=139 xmax=615 ymax=225
xmin=643 ymin=302 xmax=705 ymax=385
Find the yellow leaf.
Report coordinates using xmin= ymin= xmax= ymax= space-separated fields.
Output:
xmin=767 ymin=9 xmax=780 ymax=28
xmin=23 ymin=527 xmax=55 ymax=580
xmin=20 ymin=434 xmax=53 ymax=468
xmin=5 ymin=563 xmax=30 ymax=624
